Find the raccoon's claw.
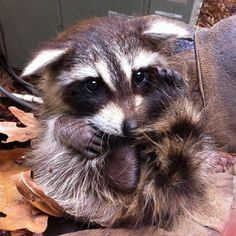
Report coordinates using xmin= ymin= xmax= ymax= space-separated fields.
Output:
xmin=76 ymin=125 xmax=105 ymax=158
xmin=85 ymin=133 xmax=104 ymax=158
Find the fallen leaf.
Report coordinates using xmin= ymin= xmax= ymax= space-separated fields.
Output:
xmin=0 ymin=107 xmax=40 ymax=143
xmin=0 ymin=148 xmax=28 ymax=161
xmin=0 ymin=149 xmax=48 ymax=233
xmin=14 ymin=171 xmax=64 ymax=218
xmin=10 ymin=229 xmax=32 ymax=236
xmin=9 ymin=107 xmax=38 ymax=129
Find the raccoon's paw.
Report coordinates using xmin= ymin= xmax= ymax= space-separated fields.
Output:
xmin=54 ymin=116 xmax=104 ymax=158
xmin=76 ymin=124 xmax=104 ymax=158
xmin=83 ymin=127 xmax=105 ymax=158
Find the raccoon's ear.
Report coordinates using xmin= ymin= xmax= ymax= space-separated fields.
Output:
xmin=22 ymin=47 xmax=69 ymax=77
xmin=142 ymin=20 xmax=191 ymax=42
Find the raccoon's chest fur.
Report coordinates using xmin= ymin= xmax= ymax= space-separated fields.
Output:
xmin=22 ymin=15 xmax=215 ymax=228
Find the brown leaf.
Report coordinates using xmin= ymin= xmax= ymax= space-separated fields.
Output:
xmin=0 ymin=149 xmax=28 ymax=161
xmin=0 ymin=149 xmax=48 ymax=233
xmin=0 ymin=107 xmax=40 ymax=143
xmin=8 ymin=107 xmax=38 ymax=128
xmin=10 ymin=229 xmax=32 ymax=236
xmin=14 ymin=171 xmax=64 ymax=217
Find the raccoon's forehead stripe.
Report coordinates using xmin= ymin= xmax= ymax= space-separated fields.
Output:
xmin=95 ymin=61 xmax=116 ymax=92
xmin=112 ymin=51 xmax=162 ymax=84
xmin=57 ymin=65 xmax=99 ymax=85
xmin=57 ymin=62 xmax=116 ymax=92
xmin=115 ymin=52 xmax=132 ymax=83
xmin=132 ymin=51 xmax=164 ymax=70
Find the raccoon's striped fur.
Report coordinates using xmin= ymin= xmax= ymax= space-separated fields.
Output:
xmin=22 ymin=16 xmax=218 ymax=229
xmin=133 ymin=98 xmax=217 ymax=228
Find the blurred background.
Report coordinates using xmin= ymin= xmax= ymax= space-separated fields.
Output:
xmin=0 ymin=0 xmax=235 ymax=69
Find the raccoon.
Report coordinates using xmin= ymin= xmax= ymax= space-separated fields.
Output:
xmin=22 ymin=16 xmax=214 ymax=228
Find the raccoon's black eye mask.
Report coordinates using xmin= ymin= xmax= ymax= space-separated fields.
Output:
xmin=132 ymin=67 xmax=184 ymax=94
xmin=85 ymin=78 xmax=104 ymax=93
xmin=63 ymin=77 xmax=113 ymax=116
xmin=62 ymin=67 xmax=185 ymax=117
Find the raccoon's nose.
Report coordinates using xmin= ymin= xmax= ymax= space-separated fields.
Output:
xmin=122 ymin=120 xmax=138 ymax=137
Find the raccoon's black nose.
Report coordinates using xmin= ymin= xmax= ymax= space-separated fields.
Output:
xmin=122 ymin=120 xmax=138 ymax=137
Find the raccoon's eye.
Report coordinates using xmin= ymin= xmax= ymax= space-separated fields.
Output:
xmin=85 ymin=79 xmax=101 ymax=93
xmin=133 ymin=70 xmax=149 ymax=86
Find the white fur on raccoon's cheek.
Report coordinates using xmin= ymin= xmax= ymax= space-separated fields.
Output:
xmin=132 ymin=50 xmax=162 ymax=70
xmin=95 ymin=61 xmax=116 ymax=92
xmin=143 ymin=21 xmax=188 ymax=38
xmin=22 ymin=49 xmax=67 ymax=77
xmin=57 ymin=65 xmax=99 ymax=85
xmin=90 ymin=103 xmax=124 ymax=136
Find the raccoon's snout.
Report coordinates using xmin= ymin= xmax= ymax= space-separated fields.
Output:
xmin=122 ymin=120 xmax=138 ymax=137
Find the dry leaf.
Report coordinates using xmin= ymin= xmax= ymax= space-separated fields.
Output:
xmin=0 ymin=149 xmax=48 ymax=233
xmin=14 ymin=171 xmax=64 ymax=217
xmin=0 ymin=148 xmax=28 ymax=161
xmin=0 ymin=107 xmax=40 ymax=143
xmin=10 ymin=229 xmax=32 ymax=236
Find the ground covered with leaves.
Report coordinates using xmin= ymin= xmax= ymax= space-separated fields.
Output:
xmin=0 ymin=106 xmax=48 ymax=236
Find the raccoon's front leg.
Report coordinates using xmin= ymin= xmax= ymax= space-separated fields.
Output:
xmin=54 ymin=116 xmax=104 ymax=158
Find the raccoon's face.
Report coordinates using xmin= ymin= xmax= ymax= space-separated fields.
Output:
xmin=22 ymin=16 xmax=200 ymax=228
xmin=23 ymin=15 xmax=191 ymax=137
